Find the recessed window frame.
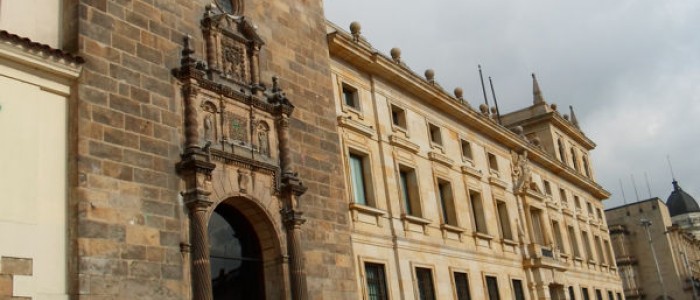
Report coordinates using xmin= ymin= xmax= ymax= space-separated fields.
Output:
xmin=341 ymin=82 xmax=361 ymax=111
xmin=452 ymin=270 xmax=472 ymax=300
xmin=487 ymin=152 xmax=499 ymax=175
xmin=570 ymin=147 xmax=580 ymax=171
xmin=427 ymin=122 xmax=443 ymax=148
xmin=414 ymin=266 xmax=437 ymax=300
xmin=399 ymin=164 xmax=423 ymax=218
xmin=363 ymin=262 xmax=389 ymax=300
xmin=530 ymin=208 xmax=546 ymax=245
xmin=543 ymin=180 xmax=552 ymax=196
xmin=581 ymin=287 xmax=590 ymax=300
xmin=552 ymin=220 xmax=565 ymax=253
xmin=581 ymin=230 xmax=593 ymax=261
xmin=511 ymin=278 xmax=525 ymax=300
xmin=495 ymin=200 xmax=513 ymax=241
xmin=568 ymin=225 xmax=581 ymax=258
xmin=460 ymin=139 xmax=474 ymax=163
xmin=348 ymin=151 xmax=375 ymax=207
xmin=468 ymin=189 xmax=488 ymax=235
xmin=436 ymin=177 xmax=458 ymax=227
xmin=390 ymin=103 xmax=408 ymax=132
xmin=484 ymin=275 xmax=501 ymax=300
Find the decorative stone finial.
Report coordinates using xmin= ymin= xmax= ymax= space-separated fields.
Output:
xmin=349 ymin=21 xmax=361 ymax=42
xmin=563 ymin=114 xmax=570 ymax=121
xmin=390 ymin=47 xmax=401 ymax=63
xmin=532 ymin=73 xmax=546 ymax=105
xmin=550 ymin=103 xmax=558 ymax=111
xmin=454 ymin=87 xmax=463 ymax=99
xmin=479 ymin=104 xmax=489 ymax=115
xmin=512 ymin=126 xmax=524 ymax=135
xmin=531 ymin=137 xmax=541 ymax=147
xmin=425 ymin=69 xmax=435 ymax=83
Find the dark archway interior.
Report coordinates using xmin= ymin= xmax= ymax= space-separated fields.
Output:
xmin=209 ymin=204 xmax=266 ymax=300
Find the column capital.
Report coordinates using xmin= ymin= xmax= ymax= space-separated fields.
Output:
xmin=282 ymin=208 xmax=306 ymax=228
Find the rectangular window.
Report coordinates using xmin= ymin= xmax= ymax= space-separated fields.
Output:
xmin=559 ymin=188 xmax=568 ymax=205
xmin=530 ymin=209 xmax=545 ymax=245
xmin=607 ymin=291 xmax=614 ymax=300
xmin=595 ymin=236 xmax=605 ymax=264
xmin=485 ymin=276 xmax=500 ymax=300
xmin=595 ymin=289 xmax=603 ymax=300
xmin=364 ymin=263 xmax=388 ymax=300
xmin=342 ymin=84 xmax=359 ymax=109
xmin=552 ymin=221 xmax=565 ymax=253
xmin=437 ymin=179 xmax=457 ymax=226
xmin=582 ymin=287 xmax=590 ymax=300
xmin=391 ymin=104 xmax=406 ymax=129
xmin=597 ymin=208 xmax=603 ymax=220
xmin=587 ymin=202 xmax=594 ymax=215
xmin=453 ymin=272 xmax=471 ymax=300
xmin=581 ymin=231 xmax=593 ymax=260
xmin=569 ymin=286 xmax=576 ymax=300
xmin=469 ymin=190 xmax=487 ymax=234
xmin=583 ymin=155 xmax=591 ymax=177
xmin=461 ymin=139 xmax=473 ymax=161
xmin=349 ymin=153 xmax=369 ymax=205
xmin=616 ymin=292 xmax=622 ymax=300
xmin=512 ymin=279 xmax=525 ymax=300
xmin=544 ymin=180 xmax=552 ymax=195
xmin=415 ymin=267 xmax=436 ymax=300
xmin=568 ymin=226 xmax=581 ymax=257
xmin=487 ymin=153 xmax=499 ymax=173
xmin=574 ymin=196 xmax=581 ymax=209
xmin=428 ymin=123 xmax=442 ymax=146
xmin=399 ymin=166 xmax=421 ymax=217
xmin=496 ymin=201 xmax=512 ymax=240
xmin=604 ymin=240 xmax=614 ymax=265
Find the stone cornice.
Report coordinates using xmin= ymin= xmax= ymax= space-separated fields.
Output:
xmin=327 ymin=24 xmax=610 ymax=199
xmin=506 ymin=110 xmax=596 ymax=149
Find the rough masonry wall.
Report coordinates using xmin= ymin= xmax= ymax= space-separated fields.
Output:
xmin=74 ymin=0 xmax=356 ymax=299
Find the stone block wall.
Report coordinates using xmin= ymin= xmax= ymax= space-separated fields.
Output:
xmin=71 ymin=0 xmax=357 ymax=298
xmin=0 ymin=257 xmax=32 ymax=300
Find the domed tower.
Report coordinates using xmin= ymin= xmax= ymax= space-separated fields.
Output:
xmin=667 ymin=180 xmax=700 ymax=239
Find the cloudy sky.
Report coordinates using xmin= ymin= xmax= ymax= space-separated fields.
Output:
xmin=324 ymin=0 xmax=700 ymax=208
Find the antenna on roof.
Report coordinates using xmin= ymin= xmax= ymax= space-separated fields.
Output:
xmin=631 ymin=174 xmax=641 ymax=202
xmin=488 ymin=76 xmax=502 ymax=125
xmin=478 ymin=65 xmax=490 ymax=107
xmin=667 ymin=155 xmax=676 ymax=181
xmin=644 ymin=172 xmax=652 ymax=199
xmin=619 ymin=178 xmax=628 ymax=205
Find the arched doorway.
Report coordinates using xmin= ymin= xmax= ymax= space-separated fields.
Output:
xmin=208 ymin=203 xmax=266 ymax=299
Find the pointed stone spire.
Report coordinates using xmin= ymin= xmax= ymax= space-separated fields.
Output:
xmin=532 ymin=73 xmax=546 ymax=105
xmin=569 ymin=105 xmax=580 ymax=128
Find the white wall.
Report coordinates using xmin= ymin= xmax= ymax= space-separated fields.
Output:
xmin=0 ymin=0 xmax=62 ymax=47
xmin=0 ymin=61 xmax=69 ymax=299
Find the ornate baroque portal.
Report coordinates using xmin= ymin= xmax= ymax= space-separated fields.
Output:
xmin=173 ymin=6 xmax=308 ymax=300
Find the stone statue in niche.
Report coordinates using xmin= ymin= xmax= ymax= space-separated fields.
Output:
xmin=203 ymin=114 xmax=214 ymax=142
xmin=257 ymin=122 xmax=270 ymax=156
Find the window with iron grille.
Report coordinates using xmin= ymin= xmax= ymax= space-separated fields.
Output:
xmin=364 ymin=263 xmax=388 ymax=300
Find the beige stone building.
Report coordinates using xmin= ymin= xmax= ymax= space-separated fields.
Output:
xmin=328 ymin=21 xmax=622 ymax=300
xmin=606 ymin=183 xmax=700 ymax=300
xmin=0 ymin=0 xmax=624 ymax=299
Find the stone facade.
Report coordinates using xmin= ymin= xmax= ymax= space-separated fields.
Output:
xmin=607 ymin=198 xmax=700 ymax=300
xmin=328 ymin=22 xmax=622 ymax=300
xmin=67 ymin=0 xmax=356 ymax=299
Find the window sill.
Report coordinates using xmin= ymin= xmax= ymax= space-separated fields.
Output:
xmin=337 ymin=115 xmax=375 ymax=138
xmin=488 ymin=176 xmax=508 ymax=190
xmin=461 ymin=165 xmax=482 ymax=179
xmin=428 ymin=151 xmax=454 ymax=167
xmin=473 ymin=231 xmax=493 ymax=240
xmin=401 ymin=214 xmax=431 ymax=225
xmin=389 ymin=134 xmax=420 ymax=153
xmin=341 ymin=104 xmax=365 ymax=120
xmin=429 ymin=143 xmax=444 ymax=154
xmin=502 ymin=238 xmax=518 ymax=246
xmin=349 ymin=203 xmax=386 ymax=216
xmin=440 ymin=223 xmax=466 ymax=233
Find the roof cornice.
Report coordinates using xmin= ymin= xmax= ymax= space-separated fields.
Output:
xmin=327 ymin=25 xmax=610 ymax=199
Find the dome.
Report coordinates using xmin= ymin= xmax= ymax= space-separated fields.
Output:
xmin=666 ymin=180 xmax=700 ymax=217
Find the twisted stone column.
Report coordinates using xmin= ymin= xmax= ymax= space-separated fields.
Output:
xmin=189 ymin=202 xmax=213 ymax=300
xmin=284 ymin=208 xmax=307 ymax=300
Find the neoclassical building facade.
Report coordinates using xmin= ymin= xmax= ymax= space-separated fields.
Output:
xmin=0 ymin=0 xmax=623 ymax=299
xmin=328 ymin=21 xmax=622 ymax=300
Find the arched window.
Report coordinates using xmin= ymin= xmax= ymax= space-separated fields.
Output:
xmin=209 ymin=204 xmax=265 ymax=299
